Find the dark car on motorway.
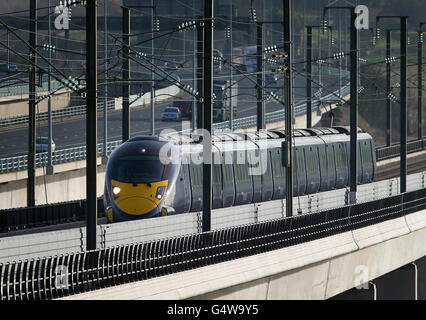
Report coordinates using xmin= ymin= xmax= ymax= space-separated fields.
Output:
xmin=7 ymin=64 xmax=18 ymax=73
xmin=172 ymin=100 xmax=192 ymax=119
xmin=36 ymin=137 xmax=56 ymax=153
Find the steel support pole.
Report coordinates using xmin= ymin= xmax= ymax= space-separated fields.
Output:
xmin=150 ymin=2 xmax=155 ymax=135
xmin=306 ymin=26 xmax=312 ymax=128
xmin=229 ymin=0 xmax=233 ymax=131
xmin=284 ymin=0 xmax=293 ymax=217
xmin=400 ymin=17 xmax=407 ymax=193
xmin=256 ymin=22 xmax=264 ymax=130
xmin=338 ymin=10 xmax=341 ymax=98
xmin=196 ymin=19 xmax=203 ymax=129
xmin=103 ymin=0 xmax=108 ymax=162
xmin=28 ymin=0 xmax=37 ymax=207
xmin=386 ymin=30 xmax=392 ymax=146
xmin=7 ymin=30 xmax=9 ymax=70
xmin=202 ymin=0 xmax=213 ymax=232
xmin=122 ymin=7 xmax=130 ymax=142
xmin=418 ymin=31 xmax=423 ymax=140
xmin=86 ymin=0 xmax=98 ymax=251
xmin=47 ymin=0 xmax=53 ymax=173
xmin=192 ymin=0 xmax=196 ymax=131
xmin=349 ymin=7 xmax=358 ymax=204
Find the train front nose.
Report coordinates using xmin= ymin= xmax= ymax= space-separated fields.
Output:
xmin=111 ymin=180 xmax=168 ymax=217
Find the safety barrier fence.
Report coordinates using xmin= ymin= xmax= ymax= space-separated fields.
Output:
xmin=0 ymin=172 xmax=426 ymax=252
xmin=375 ymin=139 xmax=426 ymax=161
xmin=0 ymin=198 xmax=105 ymax=233
xmin=0 ymin=100 xmax=116 ymax=128
xmin=0 ymin=80 xmax=63 ymax=98
xmin=0 ymin=186 xmax=424 ymax=300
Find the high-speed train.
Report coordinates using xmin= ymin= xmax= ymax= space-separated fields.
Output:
xmin=103 ymin=127 xmax=376 ymax=222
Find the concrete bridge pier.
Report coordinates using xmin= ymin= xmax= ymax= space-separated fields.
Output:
xmin=333 ymin=262 xmax=420 ymax=300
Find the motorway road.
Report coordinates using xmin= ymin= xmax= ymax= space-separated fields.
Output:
xmin=0 ymin=70 xmax=341 ymax=158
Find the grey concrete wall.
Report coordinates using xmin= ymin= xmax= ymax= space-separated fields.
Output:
xmin=0 ymin=158 xmax=106 ymax=209
xmin=0 ymin=89 xmax=70 ymax=119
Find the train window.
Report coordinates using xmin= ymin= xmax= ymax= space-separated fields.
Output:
xmin=114 ymin=155 xmax=164 ymax=183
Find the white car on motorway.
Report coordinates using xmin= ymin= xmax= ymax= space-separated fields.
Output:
xmin=161 ymin=107 xmax=182 ymax=122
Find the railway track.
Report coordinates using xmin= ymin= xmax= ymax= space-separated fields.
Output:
xmin=376 ymin=152 xmax=426 ymax=181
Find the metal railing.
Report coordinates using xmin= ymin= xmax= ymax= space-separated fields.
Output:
xmin=0 ymin=100 xmax=116 ymax=128
xmin=1 ymin=171 xmax=424 ymax=262
xmin=376 ymin=139 xmax=426 ymax=161
xmin=0 ymin=198 xmax=105 ymax=233
xmin=0 ymin=187 xmax=424 ymax=300
xmin=0 ymin=80 xmax=63 ymax=98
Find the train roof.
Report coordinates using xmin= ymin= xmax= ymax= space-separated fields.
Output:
xmin=127 ymin=127 xmax=365 ymax=146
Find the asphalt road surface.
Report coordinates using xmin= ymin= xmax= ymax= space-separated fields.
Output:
xmin=0 ymin=69 xmax=341 ymax=158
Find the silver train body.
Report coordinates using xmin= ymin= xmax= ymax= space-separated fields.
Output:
xmin=163 ymin=126 xmax=376 ymax=215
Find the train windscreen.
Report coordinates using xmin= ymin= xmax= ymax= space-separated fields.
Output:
xmin=113 ymin=155 xmax=164 ymax=183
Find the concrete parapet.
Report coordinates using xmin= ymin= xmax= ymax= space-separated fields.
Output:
xmin=0 ymin=157 xmax=106 ymax=209
xmin=0 ymin=89 xmax=70 ymax=119
xmin=60 ymin=209 xmax=426 ymax=300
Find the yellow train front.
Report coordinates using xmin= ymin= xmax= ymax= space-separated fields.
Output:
xmin=103 ymin=136 xmax=180 ymax=223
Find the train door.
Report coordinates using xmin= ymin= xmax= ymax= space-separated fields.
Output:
xmin=171 ymin=162 xmax=192 ymax=214
xmin=212 ymin=149 xmax=223 ymax=209
xmin=294 ymin=147 xmax=307 ymax=196
xmin=317 ymin=144 xmax=329 ymax=191
xmin=326 ymin=143 xmax=337 ymax=189
xmin=305 ymin=145 xmax=320 ymax=194
xmin=271 ymin=148 xmax=286 ymax=200
xmin=360 ymin=139 xmax=374 ymax=183
xmin=222 ymin=151 xmax=235 ymax=207
xmin=188 ymin=153 xmax=203 ymax=212
xmin=233 ymin=149 xmax=253 ymax=206
xmin=334 ymin=142 xmax=348 ymax=188
xmin=248 ymin=148 xmax=262 ymax=203
xmin=260 ymin=148 xmax=273 ymax=202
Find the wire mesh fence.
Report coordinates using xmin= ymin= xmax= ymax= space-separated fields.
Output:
xmin=0 ymin=187 xmax=424 ymax=300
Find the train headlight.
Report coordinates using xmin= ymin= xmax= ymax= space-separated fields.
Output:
xmin=155 ymin=186 xmax=166 ymax=200
xmin=112 ymin=186 xmax=121 ymax=196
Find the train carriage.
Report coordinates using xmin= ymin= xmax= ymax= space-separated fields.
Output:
xmin=104 ymin=127 xmax=376 ymax=222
